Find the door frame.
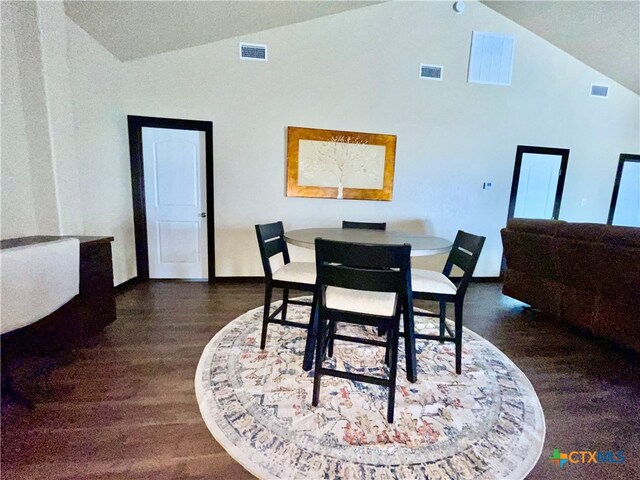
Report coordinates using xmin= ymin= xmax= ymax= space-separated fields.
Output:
xmin=507 ymin=145 xmax=570 ymax=221
xmin=607 ymin=153 xmax=640 ymax=225
xmin=127 ymin=115 xmax=215 ymax=283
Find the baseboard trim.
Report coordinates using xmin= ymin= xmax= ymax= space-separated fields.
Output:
xmin=470 ymin=276 xmax=503 ymax=283
xmin=215 ymin=276 xmax=264 ymax=284
xmin=116 ymin=275 xmax=500 ymax=287
xmin=115 ymin=276 xmax=140 ymax=293
xmin=450 ymin=276 xmax=503 ymax=283
xmin=116 ymin=277 xmax=264 ymax=287
xmin=215 ymin=276 xmax=501 ymax=284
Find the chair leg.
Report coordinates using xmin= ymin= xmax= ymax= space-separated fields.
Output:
xmin=439 ymin=300 xmax=447 ymax=343
xmin=387 ymin=326 xmax=399 ymax=423
xmin=281 ymin=288 xmax=289 ymax=322
xmin=260 ymin=285 xmax=273 ymax=350
xmin=327 ymin=320 xmax=335 ymax=358
xmin=312 ymin=317 xmax=326 ymax=407
xmin=1 ymin=374 xmax=34 ymax=410
xmin=402 ymin=297 xmax=417 ymax=383
xmin=454 ymin=300 xmax=463 ymax=374
xmin=384 ymin=328 xmax=391 ymax=366
xmin=302 ymin=291 xmax=319 ymax=372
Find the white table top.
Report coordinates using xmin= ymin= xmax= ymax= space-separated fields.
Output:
xmin=284 ymin=228 xmax=452 ymax=256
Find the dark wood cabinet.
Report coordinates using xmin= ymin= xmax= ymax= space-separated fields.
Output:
xmin=0 ymin=235 xmax=116 ymax=352
xmin=77 ymin=237 xmax=117 ymax=332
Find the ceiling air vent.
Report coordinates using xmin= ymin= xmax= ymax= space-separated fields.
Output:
xmin=468 ymin=31 xmax=515 ymax=86
xmin=239 ymin=43 xmax=267 ymax=61
xmin=420 ymin=64 xmax=443 ymax=80
xmin=590 ymin=84 xmax=609 ymax=98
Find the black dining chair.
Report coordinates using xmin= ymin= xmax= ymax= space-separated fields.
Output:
xmin=342 ymin=221 xmax=387 ymax=230
xmin=312 ymin=238 xmax=412 ymax=423
xmin=255 ymin=222 xmax=316 ymax=350
xmin=410 ymin=230 xmax=485 ymax=374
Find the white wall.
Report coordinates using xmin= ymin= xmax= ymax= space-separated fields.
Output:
xmin=0 ymin=1 xmax=82 ymax=237
xmin=37 ymin=1 xmax=84 ymax=234
xmin=1 ymin=1 xmax=60 ymax=237
xmin=0 ymin=1 xmax=135 ymax=285
xmin=2 ymin=1 xmax=638 ymax=282
xmin=122 ymin=1 xmax=640 ymax=277
xmin=1 ymin=2 xmax=37 ymax=238
xmin=65 ymin=18 xmax=136 ymax=285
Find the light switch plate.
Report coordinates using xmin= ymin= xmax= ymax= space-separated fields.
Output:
xmin=483 ymin=182 xmax=493 ymax=190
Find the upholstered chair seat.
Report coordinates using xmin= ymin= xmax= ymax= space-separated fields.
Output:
xmin=272 ymin=262 xmax=316 ymax=285
xmin=255 ymin=222 xmax=316 ymax=357
xmin=311 ymin=238 xmax=412 ymax=423
xmin=410 ymin=230 xmax=485 ymax=375
xmin=411 ymin=269 xmax=457 ymax=295
xmin=325 ymin=287 xmax=396 ymax=317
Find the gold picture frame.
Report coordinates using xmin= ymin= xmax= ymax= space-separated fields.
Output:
xmin=286 ymin=126 xmax=397 ymax=201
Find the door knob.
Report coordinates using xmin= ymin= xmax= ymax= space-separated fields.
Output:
xmin=200 ymin=212 xmax=207 ymax=218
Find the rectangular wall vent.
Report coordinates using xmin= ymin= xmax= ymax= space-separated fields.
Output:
xmin=239 ymin=43 xmax=267 ymax=61
xmin=420 ymin=64 xmax=443 ymax=80
xmin=468 ymin=31 xmax=515 ymax=86
xmin=590 ymin=84 xmax=609 ymax=98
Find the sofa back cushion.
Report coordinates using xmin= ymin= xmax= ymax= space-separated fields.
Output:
xmin=503 ymin=220 xmax=640 ymax=306
xmin=501 ymin=219 xmax=565 ymax=281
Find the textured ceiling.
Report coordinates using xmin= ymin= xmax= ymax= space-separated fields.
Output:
xmin=64 ymin=1 xmax=639 ymax=94
xmin=482 ymin=1 xmax=639 ymax=94
xmin=63 ymin=1 xmax=381 ymax=61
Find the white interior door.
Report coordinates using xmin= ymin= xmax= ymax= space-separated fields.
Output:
xmin=142 ymin=127 xmax=208 ymax=279
xmin=513 ymin=153 xmax=563 ymax=219
xmin=612 ymin=161 xmax=640 ymax=227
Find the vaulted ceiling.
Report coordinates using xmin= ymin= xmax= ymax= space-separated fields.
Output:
xmin=63 ymin=1 xmax=382 ymax=61
xmin=482 ymin=1 xmax=639 ymax=94
xmin=64 ymin=1 xmax=639 ymax=94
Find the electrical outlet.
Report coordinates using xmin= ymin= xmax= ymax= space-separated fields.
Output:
xmin=483 ymin=181 xmax=493 ymax=190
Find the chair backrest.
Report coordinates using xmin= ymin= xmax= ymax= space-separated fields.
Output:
xmin=315 ymin=239 xmax=411 ymax=296
xmin=255 ymin=221 xmax=290 ymax=277
xmin=342 ymin=221 xmax=387 ymax=231
xmin=443 ymin=230 xmax=486 ymax=296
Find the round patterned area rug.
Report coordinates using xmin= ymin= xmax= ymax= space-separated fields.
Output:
xmin=195 ymin=299 xmax=545 ymax=479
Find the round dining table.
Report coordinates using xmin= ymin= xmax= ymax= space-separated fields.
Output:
xmin=284 ymin=228 xmax=452 ymax=256
xmin=284 ymin=228 xmax=452 ymax=382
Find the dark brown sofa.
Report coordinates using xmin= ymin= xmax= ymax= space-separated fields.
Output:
xmin=501 ymin=219 xmax=640 ymax=352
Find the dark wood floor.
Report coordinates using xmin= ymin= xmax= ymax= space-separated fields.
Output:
xmin=2 ymin=281 xmax=639 ymax=479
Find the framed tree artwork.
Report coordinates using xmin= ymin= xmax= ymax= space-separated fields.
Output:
xmin=286 ymin=126 xmax=397 ymax=201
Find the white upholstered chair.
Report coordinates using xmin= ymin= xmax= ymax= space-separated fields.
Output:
xmin=411 ymin=230 xmax=485 ymax=374
xmin=255 ymin=222 xmax=316 ymax=350
xmin=311 ymin=238 xmax=412 ymax=423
